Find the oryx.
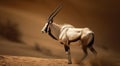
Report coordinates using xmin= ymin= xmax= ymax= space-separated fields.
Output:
xmin=41 ymin=3 xmax=97 ymax=64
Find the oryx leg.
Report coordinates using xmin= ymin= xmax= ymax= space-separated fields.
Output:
xmin=80 ymin=46 xmax=88 ymax=62
xmin=88 ymin=46 xmax=97 ymax=56
xmin=87 ymin=33 xmax=97 ymax=55
xmin=64 ymin=45 xmax=72 ymax=64
xmin=80 ymin=35 xmax=89 ymax=62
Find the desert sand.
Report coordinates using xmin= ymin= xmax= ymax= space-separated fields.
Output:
xmin=0 ymin=0 xmax=120 ymax=66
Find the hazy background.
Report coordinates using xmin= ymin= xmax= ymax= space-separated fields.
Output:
xmin=0 ymin=0 xmax=120 ymax=65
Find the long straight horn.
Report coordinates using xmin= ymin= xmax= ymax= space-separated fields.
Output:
xmin=48 ymin=2 xmax=63 ymax=23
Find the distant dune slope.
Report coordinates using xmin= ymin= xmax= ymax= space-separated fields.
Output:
xmin=0 ymin=39 xmax=51 ymax=58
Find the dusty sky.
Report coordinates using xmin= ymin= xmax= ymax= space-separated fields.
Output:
xmin=0 ymin=0 xmax=120 ymax=52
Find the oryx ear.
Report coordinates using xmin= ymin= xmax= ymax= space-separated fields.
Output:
xmin=47 ymin=19 xmax=53 ymax=24
xmin=49 ymin=19 xmax=53 ymax=23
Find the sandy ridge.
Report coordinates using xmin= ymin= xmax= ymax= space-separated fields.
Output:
xmin=0 ymin=55 xmax=79 ymax=66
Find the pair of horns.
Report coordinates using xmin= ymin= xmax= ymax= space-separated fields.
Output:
xmin=48 ymin=2 xmax=63 ymax=23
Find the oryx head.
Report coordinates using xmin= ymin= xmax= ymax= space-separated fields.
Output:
xmin=41 ymin=3 xmax=63 ymax=33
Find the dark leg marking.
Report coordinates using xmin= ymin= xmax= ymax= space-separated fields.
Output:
xmin=64 ymin=45 xmax=72 ymax=64
xmin=88 ymin=46 xmax=97 ymax=55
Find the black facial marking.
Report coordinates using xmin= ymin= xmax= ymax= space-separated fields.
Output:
xmin=44 ymin=23 xmax=49 ymax=33
xmin=48 ymin=28 xmax=58 ymax=40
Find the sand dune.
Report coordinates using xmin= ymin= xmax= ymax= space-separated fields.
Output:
xmin=0 ymin=55 xmax=71 ymax=66
xmin=0 ymin=0 xmax=120 ymax=66
xmin=0 ymin=37 xmax=119 ymax=66
xmin=0 ymin=55 xmax=120 ymax=66
xmin=0 ymin=39 xmax=52 ymax=58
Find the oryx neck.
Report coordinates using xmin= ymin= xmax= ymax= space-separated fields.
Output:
xmin=48 ymin=23 xmax=62 ymax=40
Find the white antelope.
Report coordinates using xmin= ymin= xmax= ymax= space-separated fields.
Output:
xmin=41 ymin=3 xmax=97 ymax=64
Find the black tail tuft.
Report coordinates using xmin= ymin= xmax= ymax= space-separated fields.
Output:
xmin=87 ymin=33 xmax=94 ymax=47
